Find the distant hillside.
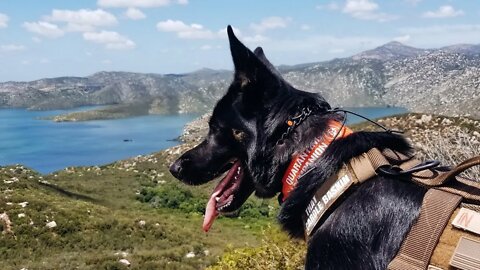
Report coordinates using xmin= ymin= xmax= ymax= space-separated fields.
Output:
xmin=0 ymin=69 xmax=231 ymax=115
xmin=1 ymin=42 xmax=479 ymax=119
xmin=352 ymin=41 xmax=431 ymax=61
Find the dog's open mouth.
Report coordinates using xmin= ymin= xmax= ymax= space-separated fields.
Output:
xmin=203 ymin=160 xmax=245 ymax=232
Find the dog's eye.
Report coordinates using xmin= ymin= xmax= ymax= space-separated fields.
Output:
xmin=232 ymin=129 xmax=246 ymax=142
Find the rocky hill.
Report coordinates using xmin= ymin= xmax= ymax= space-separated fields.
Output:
xmin=1 ymin=42 xmax=479 ymax=119
xmin=0 ymin=69 xmax=231 ymax=115
xmin=352 ymin=41 xmax=431 ymax=61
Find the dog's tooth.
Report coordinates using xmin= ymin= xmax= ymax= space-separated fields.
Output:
xmin=215 ymin=197 xmax=220 ymax=202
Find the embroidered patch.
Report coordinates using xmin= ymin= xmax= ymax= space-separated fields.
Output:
xmin=304 ymin=171 xmax=354 ymax=236
xmin=281 ymin=121 xmax=352 ymax=201
xmin=450 ymin=236 xmax=480 ymax=270
xmin=452 ymin=207 xmax=480 ymax=236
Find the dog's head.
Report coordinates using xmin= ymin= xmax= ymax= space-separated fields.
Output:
xmin=170 ymin=26 xmax=331 ymax=231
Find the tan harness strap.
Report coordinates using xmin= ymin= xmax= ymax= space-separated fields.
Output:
xmin=382 ymin=148 xmax=414 ymax=164
xmin=349 ymin=152 xmax=377 ymax=183
xmin=364 ymin=148 xmax=390 ymax=169
xmin=438 ymin=184 xmax=480 ymax=203
xmin=461 ymin=202 xmax=480 ymax=212
xmin=366 ymin=149 xmax=480 ymax=204
xmin=413 ymin=156 xmax=480 ymax=187
xmin=388 ymin=189 xmax=462 ymax=270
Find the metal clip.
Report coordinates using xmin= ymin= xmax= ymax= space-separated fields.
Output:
xmin=378 ymin=160 xmax=441 ymax=177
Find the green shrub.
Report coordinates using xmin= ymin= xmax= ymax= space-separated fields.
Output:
xmin=137 ymin=183 xmax=206 ymax=214
xmin=208 ymin=227 xmax=306 ymax=270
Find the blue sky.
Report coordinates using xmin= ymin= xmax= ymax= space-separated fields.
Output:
xmin=0 ymin=0 xmax=479 ymax=81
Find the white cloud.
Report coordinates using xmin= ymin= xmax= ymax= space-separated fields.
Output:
xmin=344 ymin=0 xmax=378 ymax=14
xmin=342 ymin=0 xmax=398 ymax=22
xmin=257 ymin=34 xmax=388 ymax=58
xmin=316 ymin=2 xmax=340 ymax=11
xmin=83 ymin=31 xmax=136 ymax=49
xmin=200 ymin=45 xmax=212 ymax=50
xmin=125 ymin=8 xmax=146 ymax=20
xmin=40 ymin=58 xmax=50 ymax=64
xmin=328 ymin=48 xmax=345 ymax=54
xmin=0 ymin=44 xmax=27 ymax=52
xmin=98 ymin=0 xmax=183 ymax=8
xmin=156 ymin=20 xmax=216 ymax=39
xmin=156 ymin=22 xmax=243 ymax=41
xmin=393 ymin=34 xmax=411 ymax=43
xmin=400 ymin=24 xmax=480 ymax=35
xmin=300 ymin=24 xmax=311 ymax=31
xmin=45 ymin=9 xmax=117 ymax=32
xmin=403 ymin=0 xmax=421 ymax=6
xmin=243 ymin=34 xmax=269 ymax=43
xmin=398 ymin=24 xmax=480 ymax=47
xmin=23 ymin=21 xmax=65 ymax=38
xmin=250 ymin=17 xmax=290 ymax=33
xmin=422 ymin=5 xmax=464 ymax=19
xmin=0 ymin=13 xmax=9 ymax=28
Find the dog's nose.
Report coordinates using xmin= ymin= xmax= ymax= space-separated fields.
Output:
xmin=169 ymin=159 xmax=184 ymax=179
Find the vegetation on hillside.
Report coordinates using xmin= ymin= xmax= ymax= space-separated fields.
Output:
xmin=1 ymin=113 xmax=479 ymax=269
xmin=0 ymin=148 xmax=276 ymax=270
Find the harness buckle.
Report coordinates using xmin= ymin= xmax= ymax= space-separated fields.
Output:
xmin=378 ymin=160 xmax=441 ymax=177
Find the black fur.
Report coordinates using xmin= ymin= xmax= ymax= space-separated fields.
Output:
xmin=170 ymin=25 xmax=427 ymax=269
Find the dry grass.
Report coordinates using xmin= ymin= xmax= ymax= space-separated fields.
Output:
xmin=418 ymin=130 xmax=480 ymax=180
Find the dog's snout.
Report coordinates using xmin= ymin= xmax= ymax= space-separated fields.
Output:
xmin=169 ymin=159 xmax=184 ymax=179
xmin=170 ymin=157 xmax=192 ymax=179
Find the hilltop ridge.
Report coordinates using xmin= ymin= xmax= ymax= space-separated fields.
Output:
xmin=1 ymin=41 xmax=479 ymax=119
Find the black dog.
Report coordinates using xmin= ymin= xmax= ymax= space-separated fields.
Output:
xmin=170 ymin=26 xmax=426 ymax=270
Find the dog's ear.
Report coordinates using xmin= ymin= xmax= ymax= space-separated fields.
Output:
xmin=253 ymin=47 xmax=281 ymax=76
xmin=227 ymin=25 xmax=285 ymax=98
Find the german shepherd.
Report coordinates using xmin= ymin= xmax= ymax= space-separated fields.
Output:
xmin=170 ymin=26 xmax=425 ymax=270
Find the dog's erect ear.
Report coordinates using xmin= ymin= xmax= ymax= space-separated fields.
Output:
xmin=227 ymin=25 xmax=283 ymax=93
xmin=254 ymin=46 xmax=283 ymax=77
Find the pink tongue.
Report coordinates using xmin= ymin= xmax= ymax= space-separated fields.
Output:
xmin=203 ymin=190 xmax=220 ymax=232
xmin=202 ymin=160 xmax=241 ymax=232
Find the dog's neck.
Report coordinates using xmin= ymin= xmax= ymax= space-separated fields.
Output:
xmin=277 ymin=129 xmax=413 ymax=238
xmin=280 ymin=120 xmax=352 ymax=201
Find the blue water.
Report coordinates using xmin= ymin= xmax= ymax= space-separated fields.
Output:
xmin=0 ymin=108 xmax=198 ymax=174
xmin=343 ymin=107 xmax=407 ymax=124
xmin=0 ymin=106 xmax=406 ymax=174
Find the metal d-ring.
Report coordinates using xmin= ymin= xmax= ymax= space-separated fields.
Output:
xmin=378 ymin=160 xmax=441 ymax=177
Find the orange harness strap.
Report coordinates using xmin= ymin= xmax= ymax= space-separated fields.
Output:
xmin=281 ymin=121 xmax=352 ymax=201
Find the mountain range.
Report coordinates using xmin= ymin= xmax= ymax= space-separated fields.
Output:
xmin=1 ymin=41 xmax=479 ymax=119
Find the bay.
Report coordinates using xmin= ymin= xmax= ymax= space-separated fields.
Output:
xmin=0 ymin=108 xmax=198 ymax=174
xmin=0 ymin=106 xmax=406 ymax=174
xmin=343 ymin=107 xmax=407 ymax=124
